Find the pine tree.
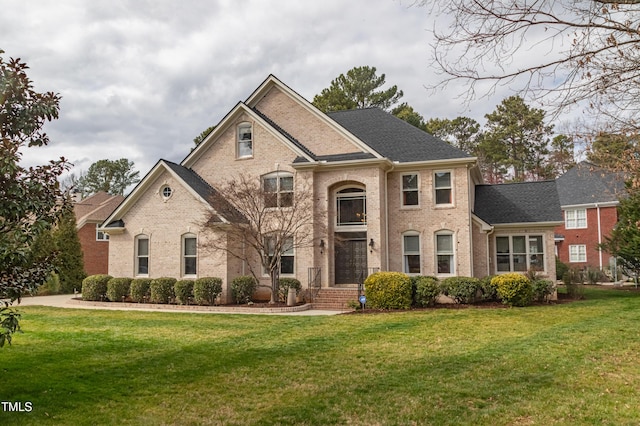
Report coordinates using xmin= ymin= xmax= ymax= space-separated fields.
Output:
xmin=51 ymin=208 xmax=86 ymax=293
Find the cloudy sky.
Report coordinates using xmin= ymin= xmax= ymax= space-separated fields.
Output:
xmin=2 ymin=0 xmax=531 ymax=182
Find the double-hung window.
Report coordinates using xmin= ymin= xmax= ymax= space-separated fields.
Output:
xmin=265 ymin=236 xmax=294 ymax=275
xmin=565 ymin=209 xmax=587 ymax=229
xmin=569 ymin=245 xmax=587 ymax=263
xmin=263 ymin=172 xmax=293 ymax=208
xmin=496 ymin=235 xmax=545 ymax=272
xmin=135 ymin=235 xmax=149 ymax=276
xmin=96 ymin=224 xmax=109 ymax=241
xmin=403 ymin=233 xmax=421 ymax=274
xmin=183 ymin=234 xmax=197 ymax=276
xmin=434 ymin=171 xmax=452 ymax=205
xmin=436 ymin=232 xmax=455 ymax=274
xmin=402 ymin=174 xmax=419 ymax=206
xmin=237 ymin=123 xmax=253 ymax=158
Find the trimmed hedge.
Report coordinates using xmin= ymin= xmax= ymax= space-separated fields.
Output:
xmin=174 ymin=279 xmax=194 ymax=305
xmin=193 ymin=277 xmax=223 ymax=305
xmin=150 ymin=277 xmax=177 ymax=304
xmin=106 ymin=277 xmax=132 ymax=302
xmin=364 ymin=272 xmax=412 ymax=310
xmin=81 ymin=274 xmax=112 ymax=301
xmin=130 ymin=278 xmax=152 ymax=303
xmin=412 ymin=276 xmax=440 ymax=307
xmin=440 ymin=276 xmax=481 ymax=304
xmin=479 ymin=275 xmax=499 ymax=302
xmin=492 ymin=273 xmax=533 ymax=307
xmin=230 ymin=275 xmax=257 ymax=304
xmin=278 ymin=278 xmax=302 ymax=303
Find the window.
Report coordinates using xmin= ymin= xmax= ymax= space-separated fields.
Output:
xmin=161 ymin=185 xmax=173 ymax=200
xmin=183 ymin=234 xmax=197 ymax=276
xmin=402 ymin=174 xmax=419 ymax=206
xmin=569 ymin=245 xmax=587 ymax=263
xmin=265 ymin=236 xmax=294 ymax=275
xmin=434 ymin=171 xmax=452 ymax=205
xmin=336 ymin=188 xmax=366 ymax=226
xmin=565 ymin=209 xmax=587 ymax=229
xmin=237 ymin=123 xmax=253 ymax=158
xmin=436 ymin=232 xmax=455 ymax=274
xmin=496 ymin=235 xmax=545 ymax=272
xmin=135 ymin=235 xmax=149 ymax=276
xmin=263 ymin=172 xmax=293 ymax=208
xmin=403 ymin=233 xmax=421 ymax=274
xmin=96 ymin=224 xmax=109 ymax=241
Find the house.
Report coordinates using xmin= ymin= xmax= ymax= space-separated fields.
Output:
xmin=555 ymin=161 xmax=626 ymax=272
xmin=73 ymin=192 xmax=124 ymax=275
xmin=101 ymin=75 xmax=562 ymax=302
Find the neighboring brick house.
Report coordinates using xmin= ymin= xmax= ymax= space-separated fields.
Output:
xmin=555 ymin=161 xmax=626 ymax=271
xmin=101 ymin=75 xmax=562 ymax=302
xmin=74 ymin=192 xmax=124 ymax=276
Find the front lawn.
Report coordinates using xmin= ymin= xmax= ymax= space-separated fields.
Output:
xmin=2 ymin=287 xmax=640 ymax=425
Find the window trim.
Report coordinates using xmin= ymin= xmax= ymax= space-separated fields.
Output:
xmin=569 ymin=244 xmax=587 ymax=263
xmin=135 ymin=234 xmax=149 ymax=277
xmin=565 ymin=208 xmax=587 ymax=229
xmin=237 ymin=122 xmax=253 ymax=159
xmin=263 ymin=236 xmax=295 ymax=276
xmin=402 ymin=232 xmax=421 ymax=275
xmin=495 ymin=234 xmax=546 ymax=273
xmin=182 ymin=233 xmax=198 ymax=277
xmin=336 ymin=186 xmax=367 ymax=228
xmin=434 ymin=170 xmax=453 ymax=206
xmin=96 ymin=223 xmax=109 ymax=241
xmin=263 ymin=171 xmax=294 ymax=208
xmin=435 ymin=231 xmax=455 ymax=275
xmin=401 ymin=173 xmax=420 ymax=208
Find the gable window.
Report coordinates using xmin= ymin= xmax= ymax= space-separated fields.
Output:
xmin=496 ymin=235 xmax=545 ymax=273
xmin=402 ymin=174 xmax=419 ymax=206
xmin=135 ymin=235 xmax=149 ymax=276
xmin=569 ymin=244 xmax=587 ymax=263
xmin=336 ymin=188 xmax=366 ymax=226
xmin=403 ymin=233 xmax=421 ymax=274
xmin=263 ymin=172 xmax=293 ymax=208
xmin=264 ymin=236 xmax=294 ymax=275
xmin=436 ymin=232 xmax=455 ymax=274
xmin=434 ymin=171 xmax=452 ymax=205
xmin=565 ymin=209 xmax=587 ymax=229
xmin=237 ymin=122 xmax=253 ymax=158
xmin=96 ymin=224 xmax=109 ymax=241
xmin=183 ymin=234 xmax=197 ymax=276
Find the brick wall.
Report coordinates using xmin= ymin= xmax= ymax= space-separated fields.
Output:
xmin=78 ymin=222 xmax=108 ymax=275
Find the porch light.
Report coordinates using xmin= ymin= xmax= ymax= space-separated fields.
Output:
xmin=369 ymin=238 xmax=375 ymax=253
xmin=319 ymin=239 xmax=325 ymax=254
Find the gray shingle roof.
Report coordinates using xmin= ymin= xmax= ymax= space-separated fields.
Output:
xmin=328 ymin=108 xmax=472 ymax=163
xmin=163 ymin=160 xmax=245 ymax=223
xmin=556 ymin=161 xmax=626 ymax=206
xmin=474 ymin=180 xmax=562 ymax=225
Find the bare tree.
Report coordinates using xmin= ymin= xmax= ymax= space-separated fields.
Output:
xmin=202 ymin=173 xmax=323 ymax=304
xmin=422 ymin=1 xmax=640 ymax=132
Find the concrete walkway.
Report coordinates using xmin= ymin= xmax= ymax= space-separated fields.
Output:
xmin=13 ymin=294 xmax=349 ymax=316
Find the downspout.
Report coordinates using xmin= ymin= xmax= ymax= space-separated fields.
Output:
xmin=384 ymin=162 xmax=395 ymax=271
xmin=468 ymin=165 xmax=474 ymax=277
xmin=486 ymin=227 xmax=495 ymax=277
xmin=596 ymin=203 xmax=603 ymax=270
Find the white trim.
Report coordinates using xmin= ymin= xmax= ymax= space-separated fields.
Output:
xmin=569 ymin=244 xmax=587 ymax=263
xmin=435 ymin=230 xmax=455 ymax=276
xmin=400 ymin=172 xmax=420 ymax=208
xmin=135 ymin=234 xmax=150 ymax=277
xmin=434 ymin=170 xmax=454 ymax=207
xmin=402 ymin=231 xmax=421 ymax=275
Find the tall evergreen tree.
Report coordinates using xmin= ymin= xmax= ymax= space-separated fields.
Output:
xmin=51 ymin=208 xmax=86 ymax=293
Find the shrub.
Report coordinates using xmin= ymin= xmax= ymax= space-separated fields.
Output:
xmin=364 ymin=272 xmax=412 ymax=310
xmin=440 ymin=277 xmax=481 ymax=304
xmin=193 ymin=277 xmax=223 ymax=305
xmin=81 ymin=274 xmax=112 ymax=301
xmin=174 ymin=279 xmax=194 ymax=305
xmin=106 ymin=277 xmax=132 ymax=302
xmin=36 ymin=273 xmax=61 ymax=296
xmin=278 ymin=278 xmax=302 ymax=303
xmin=563 ymin=268 xmax=585 ymax=299
xmin=492 ymin=273 xmax=533 ymax=307
xmin=556 ymin=257 xmax=569 ymax=281
xmin=230 ymin=275 xmax=257 ymax=304
xmin=149 ymin=277 xmax=176 ymax=304
xmin=585 ymin=267 xmax=604 ymax=285
xmin=531 ymin=279 xmax=555 ymax=302
xmin=478 ymin=275 xmax=498 ymax=302
xmin=130 ymin=278 xmax=152 ymax=303
xmin=412 ymin=276 xmax=440 ymax=307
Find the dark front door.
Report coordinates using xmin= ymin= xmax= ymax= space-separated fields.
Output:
xmin=335 ymin=239 xmax=368 ymax=284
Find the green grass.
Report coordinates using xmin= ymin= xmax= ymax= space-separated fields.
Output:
xmin=2 ymin=287 xmax=640 ymax=425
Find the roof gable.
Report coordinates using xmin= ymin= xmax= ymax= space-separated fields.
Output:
xmin=474 ymin=180 xmax=562 ymax=225
xmin=74 ymin=192 xmax=124 ymax=228
xmin=556 ymin=161 xmax=626 ymax=206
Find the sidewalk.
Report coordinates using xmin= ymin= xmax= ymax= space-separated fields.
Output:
xmin=13 ymin=294 xmax=349 ymax=316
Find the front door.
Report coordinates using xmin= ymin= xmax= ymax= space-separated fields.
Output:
xmin=335 ymin=238 xmax=368 ymax=284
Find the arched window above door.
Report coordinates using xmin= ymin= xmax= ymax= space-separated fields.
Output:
xmin=336 ymin=187 xmax=366 ymax=227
